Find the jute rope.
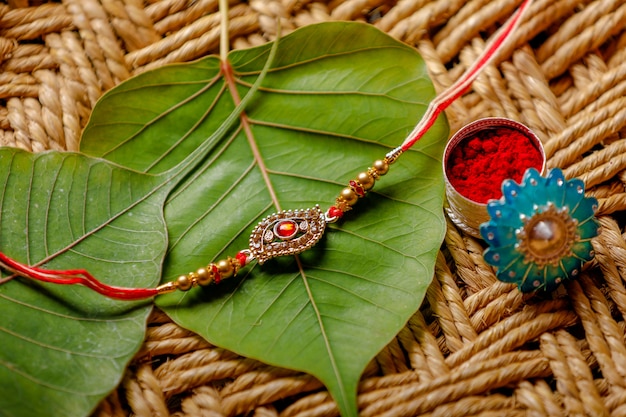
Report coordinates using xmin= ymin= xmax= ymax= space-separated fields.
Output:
xmin=2 ymin=1 xmax=626 ymax=416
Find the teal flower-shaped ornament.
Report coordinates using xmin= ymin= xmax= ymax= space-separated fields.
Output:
xmin=480 ymin=168 xmax=600 ymax=293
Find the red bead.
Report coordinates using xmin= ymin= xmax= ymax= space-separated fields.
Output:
xmin=328 ymin=206 xmax=343 ymax=218
xmin=275 ymin=220 xmax=298 ymax=239
xmin=236 ymin=251 xmax=248 ymax=267
xmin=349 ymin=180 xmax=365 ymax=197
xmin=212 ymin=264 xmax=221 ymax=284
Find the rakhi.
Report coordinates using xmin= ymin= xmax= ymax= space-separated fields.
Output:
xmin=0 ymin=0 xmax=534 ymax=300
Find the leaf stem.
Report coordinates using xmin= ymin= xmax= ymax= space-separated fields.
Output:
xmin=222 ymin=24 xmax=283 ymax=212
xmin=219 ymin=0 xmax=229 ymax=63
xmin=161 ymin=24 xmax=280 ymax=189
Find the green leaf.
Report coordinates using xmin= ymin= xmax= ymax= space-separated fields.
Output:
xmin=0 ymin=38 xmax=273 ymax=417
xmin=81 ymin=22 xmax=448 ymax=416
xmin=0 ymin=149 xmax=168 ymax=417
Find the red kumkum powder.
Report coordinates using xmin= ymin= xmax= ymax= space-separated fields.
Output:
xmin=447 ymin=127 xmax=543 ymax=204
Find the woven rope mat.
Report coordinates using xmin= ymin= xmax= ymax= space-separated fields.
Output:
xmin=2 ymin=0 xmax=626 ymax=416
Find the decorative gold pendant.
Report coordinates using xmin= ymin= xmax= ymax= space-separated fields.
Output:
xmin=249 ymin=205 xmax=327 ymax=264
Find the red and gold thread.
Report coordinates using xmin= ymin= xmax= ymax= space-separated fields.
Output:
xmin=327 ymin=158 xmax=391 ymax=219
xmin=158 ymin=250 xmax=251 ymax=294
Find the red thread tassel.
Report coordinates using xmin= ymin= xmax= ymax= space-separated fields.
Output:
xmin=399 ymin=0 xmax=532 ymax=151
xmin=0 ymin=252 xmax=159 ymax=300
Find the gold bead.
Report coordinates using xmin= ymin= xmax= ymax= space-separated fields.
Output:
xmin=216 ymin=259 xmax=234 ymax=279
xmin=177 ymin=274 xmax=193 ymax=291
xmin=356 ymin=172 xmax=375 ymax=190
xmin=373 ymin=160 xmax=389 ymax=175
xmin=340 ymin=187 xmax=359 ymax=206
xmin=196 ymin=267 xmax=213 ymax=286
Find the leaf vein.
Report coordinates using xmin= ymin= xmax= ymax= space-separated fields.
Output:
xmin=306 ymin=274 xmax=400 ymax=316
xmin=168 ymin=161 xmax=257 ymax=252
xmin=0 ymin=357 xmax=107 ymax=396
xmin=0 ymin=324 xmax=119 ymax=359
xmin=99 ymin=74 xmax=224 ymax=161
xmin=0 ymin=292 xmax=140 ymax=322
xmin=297 ymin=256 xmax=347 ymax=407
xmin=234 ymin=44 xmax=411 ymax=75
xmin=146 ymin=83 xmax=229 ymax=172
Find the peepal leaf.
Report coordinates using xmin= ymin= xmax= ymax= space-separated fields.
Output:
xmin=0 ymin=149 xmax=168 ymax=417
xmin=81 ymin=22 xmax=448 ymax=416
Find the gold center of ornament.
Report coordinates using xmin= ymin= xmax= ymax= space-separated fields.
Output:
xmin=517 ymin=204 xmax=578 ymax=267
